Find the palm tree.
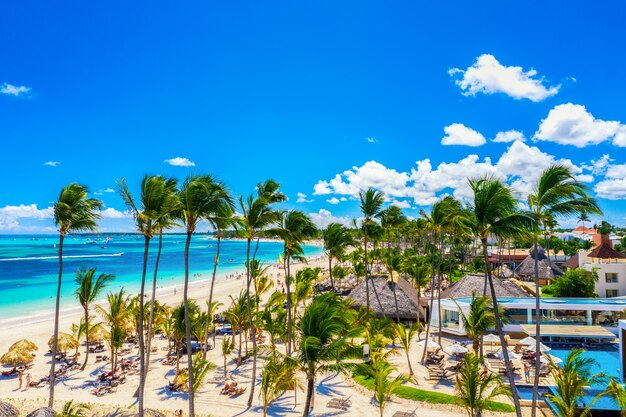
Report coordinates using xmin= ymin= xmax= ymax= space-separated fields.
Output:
xmin=176 ymin=175 xmax=232 ymax=417
xmin=469 ymin=176 xmax=532 ymax=417
xmin=402 ymin=254 xmax=430 ymax=326
xmin=359 ymin=188 xmax=384 ymax=315
xmin=237 ymin=179 xmax=285 ymax=406
xmin=96 ymin=289 xmax=130 ymax=372
xmin=259 ymin=356 xmax=300 ymax=417
xmin=203 ymin=203 xmax=236 ymax=359
xmin=50 ymin=183 xmax=102 ymax=406
xmin=456 ymin=294 xmax=496 ymax=356
xmin=577 ymin=211 xmax=590 ymax=235
xmin=455 ymin=353 xmax=510 ymax=417
xmin=380 ymin=206 xmax=407 ymax=321
xmin=322 ymin=222 xmax=357 ymax=291
xmin=545 ymin=349 xmax=607 ymax=417
xmin=276 ymin=211 xmax=318 ymax=355
xmin=604 ymin=379 xmax=626 ymax=417
xmin=221 ymin=337 xmax=234 ymax=379
xmin=297 ymin=293 xmax=359 ymax=417
xmin=527 ymin=165 xmax=602 ymax=415
xmin=391 ymin=322 xmax=420 ymax=376
xmin=118 ymin=175 xmax=178 ymax=413
xmin=74 ymin=268 xmax=114 ymax=369
xmin=59 ymin=401 xmax=90 ymax=417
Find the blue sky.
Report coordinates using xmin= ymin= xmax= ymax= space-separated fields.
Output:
xmin=1 ymin=1 xmax=626 ymax=233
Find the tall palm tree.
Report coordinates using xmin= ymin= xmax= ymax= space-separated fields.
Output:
xmin=402 ymin=254 xmax=430 ymax=327
xmin=455 ymin=294 xmax=496 ymax=355
xmin=391 ymin=322 xmax=420 ymax=376
xmin=96 ymin=289 xmax=130 ymax=373
xmin=118 ymin=175 xmax=178 ymax=414
xmin=355 ymin=351 xmax=407 ymax=417
xmin=74 ymin=268 xmax=114 ymax=369
xmin=545 ymin=349 xmax=607 ymax=417
xmin=237 ymin=179 xmax=285 ymax=406
xmin=176 ymin=175 xmax=232 ymax=417
xmin=297 ymin=293 xmax=359 ymax=417
xmin=359 ymin=188 xmax=384 ymax=315
xmin=203 ymin=203 xmax=236 ymax=359
xmin=50 ymin=183 xmax=102 ymax=406
xmin=577 ymin=211 xmax=590 ymax=235
xmin=527 ymin=165 xmax=601 ymax=415
xmin=322 ymin=223 xmax=357 ymax=291
xmin=469 ymin=176 xmax=532 ymax=417
xmin=604 ymin=379 xmax=626 ymax=417
xmin=455 ymin=353 xmax=510 ymax=417
xmin=259 ymin=356 xmax=300 ymax=417
xmin=275 ymin=210 xmax=318 ymax=355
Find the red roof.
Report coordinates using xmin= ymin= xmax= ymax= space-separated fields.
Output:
xmin=573 ymin=225 xmax=596 ymax=234
xmin=588 ymin=242 xmax=625 ymax=259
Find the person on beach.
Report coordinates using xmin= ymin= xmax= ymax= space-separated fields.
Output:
xmin=25 ymin=373 xmax=31 ymax=390
xmin=17 ymin=372 xmax=23 ymax=390
xmin=524 ymin=363 xmax=531 ymax=383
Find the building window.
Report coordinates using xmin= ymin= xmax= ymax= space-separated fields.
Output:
xmin=606 ymin=289 xmax=618 ymax=298
xmin=605 ymin=273 xmax=619 ymax=283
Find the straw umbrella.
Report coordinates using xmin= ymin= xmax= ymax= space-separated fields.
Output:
xmin=483 ymin=333 xmax=500 ymax=351
xmin=0 ymin=401 xmax=19 ymax=417
xmin=9 ymin=340 xmax=37 ymax=353
xmin=25 ymin=408 xmax=56 ymax=417
xmin=0 ymin=349 xmax=34 ymax=367
xmin=48 ymin=333 xmax=78 ymax=354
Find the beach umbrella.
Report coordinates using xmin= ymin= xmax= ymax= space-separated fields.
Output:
xmin=416 ymin=339 xmax=440 ymax=350
xmin=88 ymin=324 xmax=109 ymax=342
xmin=444 ymin=344 xmax=468 ymax=355
xmin=25 ymin=408 xmax=56 ymax=417
xmin=0 ymin=401 xmax=19 ymax=417
xmin=0 ymin=349 xmax=34 ymax=366
xmin=48 ymin=333 xmax=78 ymax=353
xmin=518 ymin=336 xmax=536 ymax=346
xmin=483 ymin=334 xmax=500 ymax=343
xmin=526 ymin=343 xmax=551 ymax=352
xmin=9 ymin=340 xmax=38 ymax=353
xmin=540 ymin=354 xmax=563 ymax=364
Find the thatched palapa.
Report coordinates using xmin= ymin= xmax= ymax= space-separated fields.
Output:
xmin=25 ymin=409 xmax=56 ymax=417
xmin=347 ymin=275 xmax=422 ymax=320
xmin=514 ymin=244 xmax=562 ymax=282
xmin=439 ymin=273 xmax=530 ymax=299
xmin=0 ymin=402 xmax=19 ymax=417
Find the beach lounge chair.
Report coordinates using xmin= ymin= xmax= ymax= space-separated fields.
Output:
xmin=392 ymin=409 xmax=417 ymax=417
xmin=327 ymin=396 xmax=351 ymax=410
xmin=92 ymin=386 xmax=117 ymax=396
xmin=428 ymin=370 xmax=449 ymax=380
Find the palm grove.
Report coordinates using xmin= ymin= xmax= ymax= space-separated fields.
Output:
xmin=45 ymin=165 xmax=624 ymax=417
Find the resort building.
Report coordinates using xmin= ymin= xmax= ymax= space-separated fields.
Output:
xmin=566 ymin=237 xmax=626 ymax=298
xmin=513 ymin=245 xmax=563 ymax=285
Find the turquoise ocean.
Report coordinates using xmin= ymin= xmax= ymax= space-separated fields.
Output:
xmin=0 ymin=234 xmax=323 ymax=321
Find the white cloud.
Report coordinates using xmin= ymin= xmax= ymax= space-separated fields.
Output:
xmin=390 ymin=200 xmax=412 ymax=209
xmin=313 ymin=141 xmax=586 ymax=206
xmin=441 ymin=123 xmax=486 ymax=147
xmin=307 ymin=209 xmax=351 ymax=229
xmin=534 ymin=103 xmax=626 ymax=148
xmin=296 ymin=192 xmax=313 ymax=203
xmin=595 ymin=179 xmax=626 ymax=200
xmin=493 ymin=130 xmax=525 ymax=143
xmin=101 ymin=208 xmax=131 ymax=219
xmin=44 ymin=161 xmax=60 ymax=167
xmin=582 ymin=154 xmax=612 ymax=175
xmin=1 ymin=83 xmax=32 ymax=97
xmin=606 ymin=163 xmax=626 ymax=179
xmin=0 ymin=204 xmax=54 ymax=231
xmin=366 ymin=137 xmax=377 ymax=143
xmin=326 ymin=197 xmax=341 ymax=205
xmin=164 ymin=157 xmax=195 ymax=167
xmin=449 ymin=54 xmax=560 ymax=102
xmin=95 ymin=188 xmax=116 ymax=196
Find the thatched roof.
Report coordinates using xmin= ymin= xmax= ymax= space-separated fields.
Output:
xmin=0 ymin=402 xmax=19 ymax=417
xmin=514 ymin=245 xmax=563 ymax=279
xmin=588 ymin=242 xmax=625 ymax=260
xmin=25 ymin=408 xmax=56 ymax=417
xmin=347 ymin=276 xmax=422 ymax=320
xmin=440 ymin=273 xmax=530 ymax=299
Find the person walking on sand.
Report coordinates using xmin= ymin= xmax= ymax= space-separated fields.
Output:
xmin=17 ymin=372 xmax=23 ymax=390
xmin=25 ymin=373 xmax=31 ymax=390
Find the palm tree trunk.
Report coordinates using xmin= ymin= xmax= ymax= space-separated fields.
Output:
xmin=81 ymin=307 xmax=89 ymax=370
xmin=436 ymin=234 xmax=444 ymax=347
xmin=286 ymin=255 xmax=293 ymax=356
xmin=245 ymin=238 xmax=258 ymax=406
xmin=203 ymin=231 xmax=221 ymax=360
xmin=328 ymin=257 xmax=335 ymax=291
xmin=483 ymin=238 xmax=522 ymax=417
xmin=136 ymin=235 xmax=150 ymax=414
xmin=421 ymin=233 xmax=437 ymax=364
xmin=302 ymin=374 xmax=315 ymax=417
xmin=146 ymin=231 xmax=164 ymax=373
xmin=387 ymin=233 xmax=401 ymax=322
xmin=531 ymin=240 xmax=541 ymax=417
xmin=364 ymin=226 xmax=370 ymax=315
xmin=48 ymin=233 xmax=64 ymax=408
xmin=183 ymin=232 xmax=196 ymax=417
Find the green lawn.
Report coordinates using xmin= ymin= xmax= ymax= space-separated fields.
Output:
xmin=352 ymin=374 xmax=515 ymax=413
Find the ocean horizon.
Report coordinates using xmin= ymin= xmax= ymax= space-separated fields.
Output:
xmin=0 ymin=233 xmax=323 ymax=321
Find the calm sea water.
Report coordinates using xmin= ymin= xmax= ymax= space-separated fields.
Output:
xmin=0 ymin=234 xmax=323 ymax=320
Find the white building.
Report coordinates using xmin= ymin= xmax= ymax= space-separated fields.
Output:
xmin=569 ymin=241 xmax=626 ymax=298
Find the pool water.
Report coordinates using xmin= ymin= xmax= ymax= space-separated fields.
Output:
xmin=549 ymin=346 xmax=622 ymax=384
xmin=516 ymin=385 xmax=552 ymax=400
